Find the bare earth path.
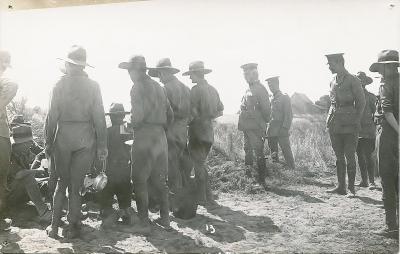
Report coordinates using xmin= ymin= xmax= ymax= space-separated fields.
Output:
xmin=0 ymin=176 xmax=398 ymax=253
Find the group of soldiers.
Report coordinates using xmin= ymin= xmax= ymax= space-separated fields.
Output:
xmin=324 ymin=50 xmax=399 ymax=238
xmin=0 ymin=46 xmax=398 ymax=240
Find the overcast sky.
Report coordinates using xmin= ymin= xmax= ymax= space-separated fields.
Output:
xmin=1 ymin=0 xmax=399 ymax=114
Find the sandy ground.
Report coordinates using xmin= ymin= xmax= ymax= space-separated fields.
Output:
xmin=0 ymin=172 xmax=398 ymax=254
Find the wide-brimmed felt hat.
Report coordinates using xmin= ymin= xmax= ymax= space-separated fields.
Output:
xmin=0 ymin=50 xmax=11 ymax=68
xmin=240 ymin=63 xmax=258 ymax=71
xmin=265 ymin=76 xmax=280 ymax=83
xmin=118 ymin=55 xmax=147 ymax=70
xmin=10 ymin=125 xmax=33 ymax=144
xmin=182 ymin=61 xmax=212 ymax=76
xmin=57 ymin=45 xmax=93 ymax=68
xmin=369 ymin=50 xmax=399 ymax=72
xmin=148 ymin=58 xmax=180 ymax=77
xmin=356 ymin=71 xmax=373 ymax=86
xmin=10 ymin=115 xmax=31 ymax=127
xmin=325 ymin=53 xmax=345 ymax=63
xmin=105 ymin=103 xmax=130 ymax=115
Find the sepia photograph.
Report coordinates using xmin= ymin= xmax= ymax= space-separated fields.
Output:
xmin=0 ymin=0 xmax=399 ymax=252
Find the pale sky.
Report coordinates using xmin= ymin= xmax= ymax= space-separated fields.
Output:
xmin=1 ymin=0 xmax=399 ymax=114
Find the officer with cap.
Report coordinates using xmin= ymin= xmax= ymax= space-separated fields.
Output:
xmin=325 ymin=53 xmax=365 ymax=197
xmin=370 ymin=50 xmax=399 ymax=238
xmin=45 ymin=45 xmax=108 ymax=239
xmin=238 ymin=63 xmax=271 ymax=185
xmin=265 ymin=76 xmax=295 ymax=169
xmin=0 ymin=50 xmax=18 ymax=231
xmin=119 ymin=55 xmax=173 ymax=232
xmin=183 ymin=60 xmax=224 ymax=206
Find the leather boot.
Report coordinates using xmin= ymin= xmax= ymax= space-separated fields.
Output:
xmin=256 ymin=157 xmax=267 ymax=183
xmin=327 ymin=161 xmax=347 ymax=195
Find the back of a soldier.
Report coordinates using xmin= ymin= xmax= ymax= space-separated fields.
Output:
xmin=54 ymin=75 xmax=99 ymax=151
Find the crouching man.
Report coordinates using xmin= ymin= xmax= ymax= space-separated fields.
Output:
xmin=99 ymin=103 xmax=134 ymax=228
xmin=6 ymin=124 xmax=51 ymax=223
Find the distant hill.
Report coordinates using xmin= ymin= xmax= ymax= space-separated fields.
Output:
xmin=291 ymin=92 xmax=325 ymax=115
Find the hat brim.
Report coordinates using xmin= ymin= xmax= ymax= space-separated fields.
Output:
xmin=148 ymin=67 xmax=180 ymax=77
xmin=182 ymin=68 xmax=212 ymax=76
xmin=105 ymin=111 xmax=130 ymax=115
xmin=57 ymin=57 xmax=94 ymax=68
xmin=369 ymin=61 xmax=400 ymax=72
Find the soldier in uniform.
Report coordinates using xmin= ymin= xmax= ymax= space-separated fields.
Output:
xmin=99 ymin=103 xmax=133 ymax=227
xmin=370 ymin=50 xmax=399 ymax=238
xmin=325 ymin=53 xmax=366 ymax=196
xmin=238 ymin=63 xmax=271 ymax=184
xmin=355 ymin=71 xmax=377 ymax=188
xmin=148 ymin=58 xmax=191 ymax=194
xmin=0 ymin=50 xmax=18 ymax=231
xmin=7 ymin=124 xmax=51 ymax=223
xmin=183 ymin=61 xmax=224 ymax=206
xmin=265 ymin=76 xmax=295 ymax=169
xmin=119 ymin=55 xmax=173 ymax=232
xmin=45 ymin=45 xmax=108 ymax=239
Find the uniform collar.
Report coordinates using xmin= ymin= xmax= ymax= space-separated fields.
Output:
xmin=335 ymin=70 xmax=350 ymax=84
xmin=249 ymin=80 xmax=261 ymax=86
xmin=272 ymin=90 xmax=282 ymax=99
xmin=162 ymin=75 xmax=176 ymax=84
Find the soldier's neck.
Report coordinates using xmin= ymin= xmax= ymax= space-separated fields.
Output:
xmin=249 ymin=80 xmax=260 ymax=86
xmin=335 ymin=68 xmax=348 ymax=78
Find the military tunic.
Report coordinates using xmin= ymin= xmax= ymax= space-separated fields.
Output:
xmin=327 ymin=70 xmax=366 ymax=193
xmin=0 ymin=76 xmax=18 ymax=212
xmin=238 ymin=81 xmax=270 ymax=178
xmin=45 ymin=70 xmax=107 ymax=226
xmin=266 ymin=91 xmax=295 ymax=169
xmin=163 ymin=75 xmax=191 ymax=193
xmin=188 ymin=79 xmax=223 ymax=204
xmin=356 ymin=89 xmax=376 ymax=186
xmin=376 ymin=73 xmax=399 ymax=230
xmin=99 ymin=125 xmax=132 ymax=217
xmin=130 ymin=74 xmax=173 ymax=222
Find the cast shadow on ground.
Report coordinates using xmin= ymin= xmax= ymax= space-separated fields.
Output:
xmin=0 ymin=231 xmax=24 ymax=253
xmin=204 ymin=204 xmax=281 ymax=234
xmin=356 ymin=196 xmax=383 ymax=206
xmin=175 ymin=213 xmax=246 ymax=243
xmin=7 ymin=203 xmax=46 ymax=230
xmin=146 ymin=223 xmax=223 ymax=253
xmin=268 ymin=186 xmax=325 ymax=203
xmin=302 ymin=178 xmax=335 ymax=188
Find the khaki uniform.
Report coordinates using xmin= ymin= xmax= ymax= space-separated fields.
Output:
xmin=0 ymin=77 xmax=18 ymax=213
xmin=266 ymin=91 xmax=295 ymax=169
xmin=376 ymin=74 xmax=399 ymax=230
xmin=188 ymin=80 xmax=223 ymax=204
xmin=130 ymin=75 xmax=173 ymax=223
xmin=99 ymin=125 xmax=132 ymax=217
xmin=163 ymin=76 xmax=191 ymax=193
xmin=238 ymin=81 xmax=270 ymax=179
xmin=356 ymin=89 xmax=376 ymax=185
xmin=45 ymin=70 xmax=107 ymax=227
xmin=327 ymin=71 xmax=366 ymax=193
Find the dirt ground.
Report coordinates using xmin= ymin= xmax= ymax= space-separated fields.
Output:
xmin=0 ymin=170 xmax=398 ymax=254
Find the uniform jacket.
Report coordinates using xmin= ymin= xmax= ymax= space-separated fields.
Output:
xmin=106 ymin=125 xmax=131 ymax=181
xmin=163 ymin=76 xmax=191 ymax=145
xmin=327 ymin=70 xmax=366 ymax=134
xmin=359 ymin=88 xmax=376 ymax=139
xmin=378 ymin=74 xmax=399 ymax=130
xmin=238 ymin=81 xmax=271 ymax=131
xmin=0 ymin=76 xmax=18 ymax=138
xmin=267 ymin=91 xmax=292 ymax=137
xmin=45 ymin=70 xmax=107 ymax=150
xmin=189 ymin=79 xmax=224 ymax=143
xmin=130 ymin=74 xmax=173 ymax=129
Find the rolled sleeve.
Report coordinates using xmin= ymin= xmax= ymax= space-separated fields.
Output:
xmin=0 ymin=79 xmax=18 ymax=108
xmin=380 ymin=84 xmax=394 ymax=114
